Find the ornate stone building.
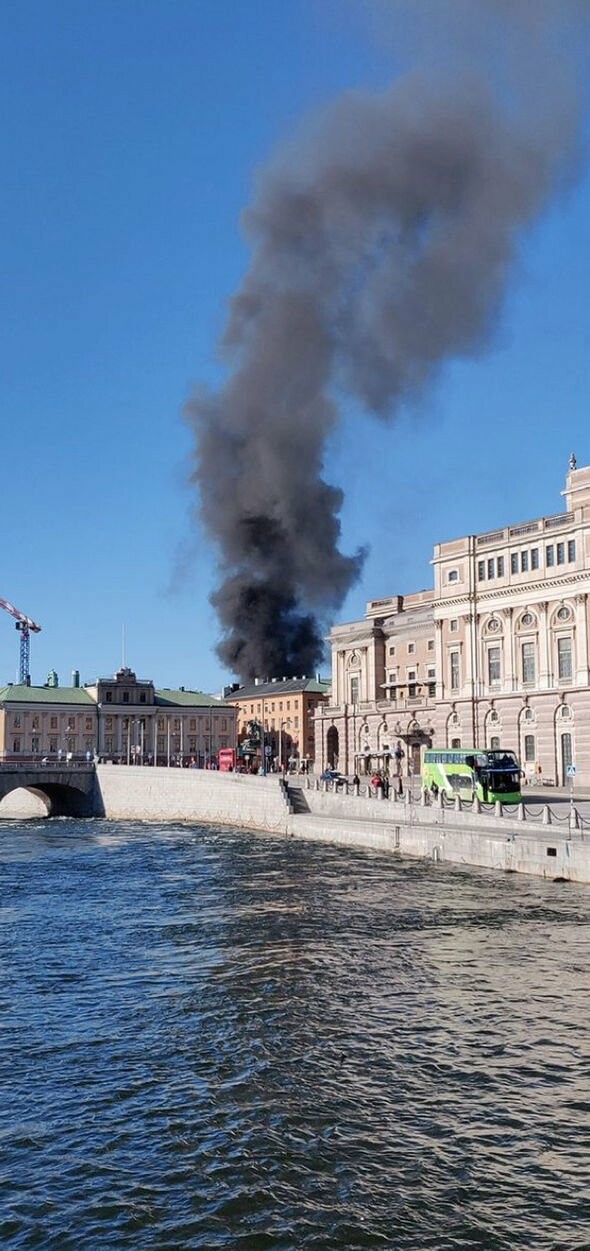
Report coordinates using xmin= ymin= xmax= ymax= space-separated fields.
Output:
xmin=0 ymin=667 xmax=237 ymax=766
xmin=319 ymin=459 xmax=590 ymax=787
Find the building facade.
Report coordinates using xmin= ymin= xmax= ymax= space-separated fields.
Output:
xmin=320 ymin=460 xmax=590 ymax=787
xmin=0 ymin=667 xmax=237 ymax=766
xmin=232 ymin=676 xmax=331 ymax=770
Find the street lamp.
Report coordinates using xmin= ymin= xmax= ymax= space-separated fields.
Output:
xmin=278 ymin=718 xmax=291 ymax=772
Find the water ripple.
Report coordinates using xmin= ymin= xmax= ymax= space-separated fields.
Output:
xmin=1 ymin=819 xmax=590 ymax=1249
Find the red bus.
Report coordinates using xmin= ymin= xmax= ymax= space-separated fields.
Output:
xmin=218 ymin=748 xmax=236 ymax=772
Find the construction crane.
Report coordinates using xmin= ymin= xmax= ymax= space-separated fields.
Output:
xmin=0 ymin=597 xmax=42 ymax=685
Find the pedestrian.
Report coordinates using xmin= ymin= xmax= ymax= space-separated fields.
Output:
xmin=382 ymin=775 xmax=389 ymax=799
xmin=397 ymin=774 xmax=404 ymax=797
xmin=394 ymin=741 xmax=405 ymax=777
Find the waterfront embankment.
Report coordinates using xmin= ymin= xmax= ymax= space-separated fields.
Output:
xmin=90 ymin=765 xmax=590 ymax=884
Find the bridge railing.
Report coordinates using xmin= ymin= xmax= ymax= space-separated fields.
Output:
xmin=0 ymin=754 xmax=95 ymax=769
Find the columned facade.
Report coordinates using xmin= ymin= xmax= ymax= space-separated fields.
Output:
xmin=323 ymin=461 xmax=590 ymax=787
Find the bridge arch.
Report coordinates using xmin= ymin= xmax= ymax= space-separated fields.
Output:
xmin=0 ymin=768 xmax=95 ymax=818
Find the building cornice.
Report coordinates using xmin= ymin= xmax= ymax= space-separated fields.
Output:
xmin=434 ymin=570 xmax=590 ymax=612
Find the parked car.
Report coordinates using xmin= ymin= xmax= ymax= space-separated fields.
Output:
xmin=320 ymin=769 xmax=347 ymax=787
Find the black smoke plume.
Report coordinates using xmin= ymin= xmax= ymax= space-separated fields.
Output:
xmin=186 ymin=1 xmax=585 ymax=682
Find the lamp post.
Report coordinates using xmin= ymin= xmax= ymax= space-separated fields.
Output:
xmin=279 ymin=719 xmax=289 ymax=772
xmin=260 ymin=697 xmax=266 ymax=773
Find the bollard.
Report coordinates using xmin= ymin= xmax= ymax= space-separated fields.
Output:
xmin=569 ymin=807 xmax=579 ymax=832
xmin=494 ymin=800 xmax=502 ymax=818
xmin=454 ymin=793 xmax=461 ymax=812
xmin=472 ymin=795 xmax=481 ymax=814
xmin=542 ymin=805 xmax=552 ymax=825
xmin=420 ymin=788 xmax=428 ymax=807
xmin=353 ymin=782 xmax=360 ymax=797
xmin=517 ymin=803 xmax=526 ymax=822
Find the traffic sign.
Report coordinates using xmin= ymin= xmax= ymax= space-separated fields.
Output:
xmin=566 ymin=764 xmax=576 ymax=777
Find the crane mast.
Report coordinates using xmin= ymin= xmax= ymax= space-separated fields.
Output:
xmin=0 ymin=598 xmax=42 ymax=685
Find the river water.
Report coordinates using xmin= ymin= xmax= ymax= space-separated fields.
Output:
xmin=1 ymin=819 xmax=589 ymax=1250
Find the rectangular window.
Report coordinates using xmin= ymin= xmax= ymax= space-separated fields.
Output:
xmin=32 ymin=716 xmax=39 ymax=729
xmin=13 ymin=715 xmax=21 ymax=728
xmin=189 ymin=719 xmax=196 ymax=731
xmin=140 ymin=693 xmax=146 ymax=704
xmin=497 ymin=556 xmax=505 ymax=577
xmin=568 ymin=539 xmax=576 ymax=562
xmin=50 ymin=716 xmax=58 ymax=729
xmin=428 ymin=639 xmax=434 ymax=651
xmin=407 ymin=669 xmax=416 ymax=681
xmin=105 ymin=692 xmax=112 ymax=703
xmin=522 ymin=641 xmax=536 ymax=685
xmin=408 ymin=642 xmax=415 ymax=654
xmin=31 ymin=736 xmax=40 ymax=753
xmin=557 ymin=542 xmax=565 ymax=565
xmin=450 ymin=652 xmax=460 ymax=690
xmin=350 ymin=676 xmax=359 ymax=705
xmin=478 ymin=561 xmax=486 ymax=581
xmin=408 ymin=684 xmax=417 ymax=698
xmin=427 ymin=667 xmax=436 ymax=679
xmin=490 ymin=736 xmax=500 ymax=750
xmin=531 ymin=548 xmax=539 ymax=570
xmin=524 ymin=734 xmax=535 ymax=763
xmin=123 ymin=692 xmax=129 ymax=703
xmin=521 ymin=551 xmax=529 ymax=572
xmin=546 ymin=545 xmax=554 ymax=567
xmin=557 ymin=636 xmax=572 ymax=680
xmin=13 ymin=738 xmax=21 ymax=753
xmin=487 ymin=558 xmax=495 ymax=579
xmin=49 ymin=737 xmax=57 ymax=752
xmin=511 ymin=552 xmax=518 ymax=574
xmin=488 ymin=646 xmax=501 ymax=685
xmin=450 ymin=619 xmax=458 ymax=632
xmin=85 ymin=718 xmax=93 ymax=731
xmin=428 ymin=682 xmax=436 ymax=697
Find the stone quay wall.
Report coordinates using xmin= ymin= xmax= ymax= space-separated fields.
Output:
xmin=288 ymin=784 xmax=590 ymax=883
xmin=89 ymin=766 xmax=590 ymax=884
xmin=94 ymin=764 xmax=291 ymax=833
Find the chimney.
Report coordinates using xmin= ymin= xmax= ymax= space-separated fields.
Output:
xmin=72 ymin=669 xmax=80 ymax=688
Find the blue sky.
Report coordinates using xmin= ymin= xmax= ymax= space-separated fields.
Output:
xmin=1 ymin=0 xmax=589 ymax=693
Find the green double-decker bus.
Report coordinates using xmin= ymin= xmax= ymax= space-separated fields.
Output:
xmin=422 ymin=748 xmax=522 ymax=805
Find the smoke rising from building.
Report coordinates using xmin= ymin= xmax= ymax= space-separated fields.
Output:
xmin=185 ymin=2 xmax=586 ymax=682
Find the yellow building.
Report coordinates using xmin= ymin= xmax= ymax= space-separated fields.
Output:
xmin=0 ymin=667 xmax=237 ymax=766
xmin=231 ymin=676 xmax=330 ymax=770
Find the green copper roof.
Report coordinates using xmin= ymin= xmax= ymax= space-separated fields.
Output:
xmin=0 ymin=684 xmax=96 ymax=705
xmin=155 ymin=689 xmax=233 ymax=708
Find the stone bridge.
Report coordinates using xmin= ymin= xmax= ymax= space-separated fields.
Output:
xmin=0 ymin=766 xmax=96 ymax=817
